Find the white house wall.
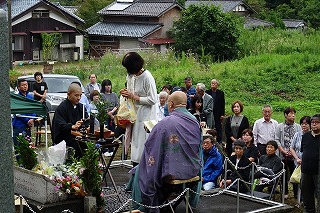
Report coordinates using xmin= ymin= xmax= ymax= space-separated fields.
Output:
xmin=12 ymin=13 xmax=31 ymax=26
xmin=119 ymin=38 xmax=139 ymax=50
xmin=12 ymin=6 xmax=76 ymax=28
xmin=76 ymin=35 xmax=84 ymax=60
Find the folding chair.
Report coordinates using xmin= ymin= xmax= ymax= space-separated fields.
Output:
xmin=34 ymin=117 xmax=49 ymax=146
xmin=163 ymin=176 xmax=200 ymax=213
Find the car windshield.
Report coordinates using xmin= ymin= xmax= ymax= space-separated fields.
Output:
xmin=44 ymin=78 xmax=83 ymax=93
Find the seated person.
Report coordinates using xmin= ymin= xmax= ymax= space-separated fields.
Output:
xmin=128 ymin=91 xmax=202 ymax=213
xmin=242 ymin=129 xmax=259 ymax=163
xmin=202 ymin=133 xmax=223 ymax=190
xmin=155 ymin=91 xmax=168 ymax=121
xmin=220 ymin=140 xmax=251 ymax=193
xmin=254 ymin=140 xmax=283 ymax=192
xmin=52 ymin=83 xmax=88 ymax=158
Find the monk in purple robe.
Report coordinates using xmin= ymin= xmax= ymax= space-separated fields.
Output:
xmin=129 ymin=91 xmax=202 ymax=213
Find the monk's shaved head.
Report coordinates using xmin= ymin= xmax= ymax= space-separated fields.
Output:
xmin=168 ymin=91 xmax=187 ymax=112
xmin=68 ymin=83 xmax=81 ymax=93
xmin=68 ymin=83 xmax=82 ymax=105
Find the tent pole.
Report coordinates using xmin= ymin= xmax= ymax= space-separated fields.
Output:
xmin=45 ymin=119 xmax=48 ymax=150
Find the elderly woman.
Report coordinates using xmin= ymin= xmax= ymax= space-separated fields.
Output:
xmin=120 ymin=52 xmax=157 ymax=166
xmin=225 ymin=100 xmax=250 ymax=156
xmin=289 ymin=116 xmax=311 ymax=200
xmin=220 ymin=140 xmax=251 ymax=193
xmin=242 ymin=129 xmax=259 ymax=163
xmin=155 ymin=91 xmax=168 ymax=121
xmin=254 ymin=140 xmax=282 ymax=192
xmin=290 ymin=116 xmax=311 ymax=167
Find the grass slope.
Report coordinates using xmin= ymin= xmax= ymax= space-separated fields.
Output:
xmin=11 ymin=29 xmax=320 ymax=125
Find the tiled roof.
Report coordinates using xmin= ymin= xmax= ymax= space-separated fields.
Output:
xmin=0 ymin=0 xmax=40 ymax=18
xmin=244 ymin=17 xmax=274 ymax=28
xmin=98 ymin=1 xmax=181 ymax=17
xmin=282 ymin=19 xmax=306 ymax=28
xmin=0 ymin=0 xmax=84 ymax=23
xmin=185 ymin=0 xmax=243 ymax=12
xmin=86 ymin=22 xmax=162 ymax=37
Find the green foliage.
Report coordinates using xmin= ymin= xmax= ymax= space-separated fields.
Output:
xmin=94 ymin=95 xmax=111 ymax=124
xmin=169 ymin=4 xmax=242 ymax=62
xmin=260 ymin=10 xmax=285 ymax=29
xmin=75 ymin=0 xmax=113 ymax=29
xmin=41 ymin=33 xmax=62 ymax=61
xmin=80 ymin=142 xmax=104 ymax=206
xmin=15 ymin=134 xmax=38 ymax=170
xmin=16 ymin=29 xmax=320 ymax=124
xmin=298 ymin=0 xmax=320 ymax=29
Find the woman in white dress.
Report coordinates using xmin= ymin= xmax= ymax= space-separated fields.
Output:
xmin=120 ymin=52 xmax=157 ymax=166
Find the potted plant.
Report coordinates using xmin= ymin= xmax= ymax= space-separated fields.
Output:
xmin=79 ymin=142 xmax=105 ymax=210
xmin=93 ymin=97 xmax=111 ymax=142
xmin=14 ymin=134 xmax=38 ymax=170
xmin=41 ymin=32 xmax=62 ymax=73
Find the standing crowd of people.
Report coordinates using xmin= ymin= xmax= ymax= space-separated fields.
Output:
xmin=12 ymin=52 xmax=319 ymax=213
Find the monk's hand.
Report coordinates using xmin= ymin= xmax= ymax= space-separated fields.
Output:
xmin=72 ymin=120 xmax=83 ymax=130
xmin=27 ymin=119 xmax=34 ymax=127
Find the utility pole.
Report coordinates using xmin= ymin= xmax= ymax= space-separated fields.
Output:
xmin=8 ymin=0 xmax=13 ymax=70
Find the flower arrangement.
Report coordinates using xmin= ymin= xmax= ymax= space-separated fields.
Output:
xmin=53 ymin=175 xmax=84 ymax=196
xmin=15 ymin=134 xmax=38 ymax=170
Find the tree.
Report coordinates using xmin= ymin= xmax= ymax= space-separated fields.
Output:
xmin=41 ymin=32 xmax=62 ymax=61
xmin=75 ymin=0 xmax=113 ymax=29
xmin=299 ymin=0 xmax=320 ymax=29
xmin=169 ymin=4 xmax=242 ymax=62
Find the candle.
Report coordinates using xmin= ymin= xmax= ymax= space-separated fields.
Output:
xmin=82 ymin=104 xmax=85 ymax=120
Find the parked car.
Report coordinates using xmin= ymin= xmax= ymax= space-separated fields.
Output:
xmin=17 ymin=74 xmax=84 ymax=111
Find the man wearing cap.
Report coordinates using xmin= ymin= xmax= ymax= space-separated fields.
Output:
xmin=129 ymin=91 xmax=202 ymax=212
xmin=300 ymin=114 xmax=320 ymax=213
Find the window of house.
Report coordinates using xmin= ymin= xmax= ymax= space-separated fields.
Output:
xmin=13 ymin=36 xmax=24 ymax=50
xmin=32 ymin=10 xmax=50 ymax=18
xmin=60 ymin=34 xmax=70 ymax=44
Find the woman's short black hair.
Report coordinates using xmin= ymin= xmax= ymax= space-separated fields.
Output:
xmin=266 ymin=140 xmax=278 ymax=150
xmin=300 ymin=116 xmax=311 ymax=126
xmin=122 ymin=52 xmax=144 ymax=74
xmin=101 ymin=79 xmax=112 ymax=93
xmin=34 ymin=72 xmax=43 ymax=79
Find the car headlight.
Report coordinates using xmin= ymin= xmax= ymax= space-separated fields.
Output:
xmin=47 ymin=95 xmax=66 ymax=104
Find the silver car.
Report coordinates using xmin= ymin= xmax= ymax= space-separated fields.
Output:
xmin=17 ymin=74 xmax=84 ymax=111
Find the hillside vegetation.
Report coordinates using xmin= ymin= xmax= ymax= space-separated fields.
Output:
xmin=12 ymin=28 xmax=320 ymax=124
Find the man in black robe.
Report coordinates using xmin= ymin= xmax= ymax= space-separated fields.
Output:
xmin=52 ymin=83 xmax=88 ymax=158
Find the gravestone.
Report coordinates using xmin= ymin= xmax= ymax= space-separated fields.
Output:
xmin=0 ymin=8 xmax=15 ymax=213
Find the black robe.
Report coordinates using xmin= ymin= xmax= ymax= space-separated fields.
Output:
xmin=52 ymin=99 xmax=88 ymax=157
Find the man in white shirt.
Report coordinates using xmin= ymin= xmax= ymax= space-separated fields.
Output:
xmin=253 ymin=105 xmax=278 ymax=155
